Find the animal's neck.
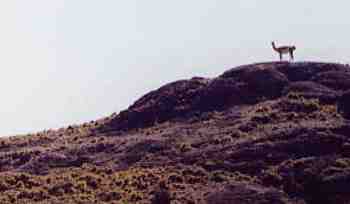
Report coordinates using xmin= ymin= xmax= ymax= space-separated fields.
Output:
xmin=272 ymin=42 xmax=278 ymax=51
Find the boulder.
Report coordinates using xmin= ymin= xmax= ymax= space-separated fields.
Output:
xmin=195 ymin=78 xmax=244 ymax=111
xmin=221 ymin=63 xmax=289 ymax=100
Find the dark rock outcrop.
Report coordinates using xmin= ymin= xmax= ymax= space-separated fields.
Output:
xmin=312 ymin=71 xmax=350 ymax=91
xmin=262 ymin=156 xmax=350 ymax=204
xmin=195 ymin=78 xmax=245 ymax=111
xmin=283 ymin=81 xmax=339 ymax=103
xmin=338 ymin=90 xmax=350 ymax=119
xmin=102 ymin=62 xmax=349 ymax=132
xmin=206 ymin=183 xmax=297 ymax=204
xmin=221 ymin=63 xmax=290 ymax=100
xmin=276 ymin=62 xmax=348 ymax=81
xmin=103 ymin=77 xmax=209 ymax=131
xmin=19 ymin=152 xmax=90 ymax=175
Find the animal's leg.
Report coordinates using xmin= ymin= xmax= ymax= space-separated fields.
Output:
xmin=290 ymin=51 xmax=294 ymax=60
xmin=279 ymin=52 xmax=282 ymax=61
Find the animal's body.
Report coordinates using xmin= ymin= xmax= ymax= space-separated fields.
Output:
xmin=272 ymin=41 xmax=296 ymax=61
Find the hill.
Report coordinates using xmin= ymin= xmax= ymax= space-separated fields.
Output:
xmin=1 ymin=61 xmax=350 ymax=203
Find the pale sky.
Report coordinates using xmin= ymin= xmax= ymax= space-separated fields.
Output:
xmin=0 ymin=1 xmax=349 ymax=136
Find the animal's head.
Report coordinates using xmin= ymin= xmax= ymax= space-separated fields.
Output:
xmin=292 ymin=46 xmax=296 ymax=50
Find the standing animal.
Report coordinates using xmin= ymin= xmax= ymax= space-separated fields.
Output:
xmin=271 ymin=41 xmax=296 ymax=61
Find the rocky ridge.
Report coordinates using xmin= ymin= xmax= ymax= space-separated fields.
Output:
xmin=0 ymin=61 xmax=350 ymax=203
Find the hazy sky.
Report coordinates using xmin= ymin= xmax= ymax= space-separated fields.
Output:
xmin=0 ymin=1 xmax=349 ymax=136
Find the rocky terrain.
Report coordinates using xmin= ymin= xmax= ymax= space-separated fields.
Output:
xmin=1 ymin=61 xmax=350 ymax=203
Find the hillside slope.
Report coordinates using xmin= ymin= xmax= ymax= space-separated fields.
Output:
xmin=1 ymin=61 xmax=350 ymax=203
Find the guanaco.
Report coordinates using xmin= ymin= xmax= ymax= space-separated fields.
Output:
xmin=271 ymin=41 xmax=296 ymax=61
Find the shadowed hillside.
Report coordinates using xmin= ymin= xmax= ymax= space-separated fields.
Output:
xmin=1 ymin=61 xmax=350 ymax=203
